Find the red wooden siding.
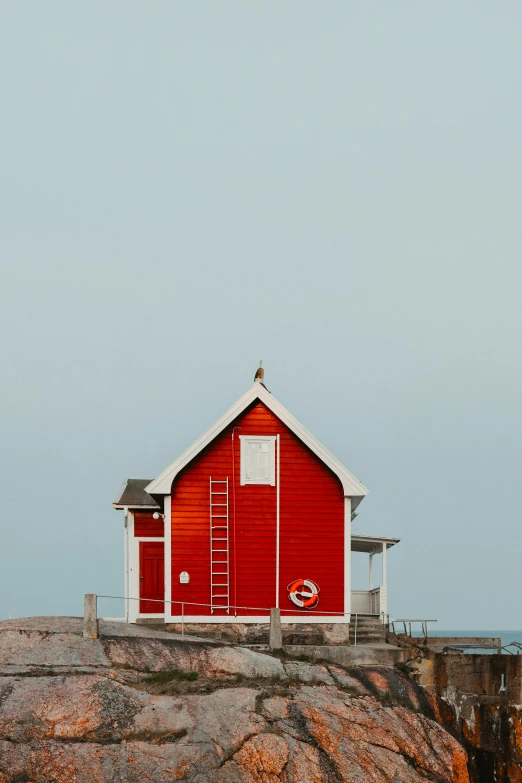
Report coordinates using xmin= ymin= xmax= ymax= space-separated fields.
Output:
xmin=134 ymin=512 xmax=164 ymax=538
xmin=170 ymin=401 xmax=345 ymax=617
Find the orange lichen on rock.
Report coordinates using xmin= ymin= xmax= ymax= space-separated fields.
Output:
xmin=233 ymin=734 xmax=289 ymax=782
xmin=0 ymin=618 xmax=471 ymax=783
xmin=452 ymin=745 xmax=473 ymax=783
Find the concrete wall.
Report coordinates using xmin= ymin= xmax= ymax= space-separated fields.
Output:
xmin=394 ymin=636 xmax=522 ymax=783
xmin=424 ymin=636 xmax=501 ymax=653
xmin=286 ymin=644 xmax=405 ymax=666
xmin=418 ymin=652 xmax=522 ymax=704
xmin=165 ymin=621 xmax=351 ymax=645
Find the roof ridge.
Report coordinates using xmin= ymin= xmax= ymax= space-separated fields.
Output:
xmin=145 ymin=383 xmax=368 ymax=504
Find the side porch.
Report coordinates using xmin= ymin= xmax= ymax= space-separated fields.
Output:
xmin=350 ymin=535 xmax=399 ymax=618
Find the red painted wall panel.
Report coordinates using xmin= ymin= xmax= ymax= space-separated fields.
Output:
xmin=134 ymin=513 xmax=164 ymax=538
xmin=170 ymin=401 xmax=344 ymax=617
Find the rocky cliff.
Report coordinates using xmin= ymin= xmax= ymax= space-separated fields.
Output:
xmin=0 ymin=618 xmax=469 ymax=783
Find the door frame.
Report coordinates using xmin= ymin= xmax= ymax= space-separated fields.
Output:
xmin=127 ymin=511 xmax=165 ymax=622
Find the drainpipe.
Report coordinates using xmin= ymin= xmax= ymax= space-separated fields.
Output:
xmin=275 ymin=434 xmax=280 ymax=609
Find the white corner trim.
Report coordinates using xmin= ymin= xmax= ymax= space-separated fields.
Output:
xmin=164 ymin=495 xmax=171 ymax=622
xmin=123 ymin=508 xmax=129 ymax=623
xmin=344 ymin=497 xmax=351 ymax=618
xmin=146 ymin=383 xmax=368 ymax=499
xmin=127 ymin=512 xmax=139 ymax=623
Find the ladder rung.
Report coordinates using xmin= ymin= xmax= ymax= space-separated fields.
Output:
xmin=211 ymin=475 xmax=228 ymax=601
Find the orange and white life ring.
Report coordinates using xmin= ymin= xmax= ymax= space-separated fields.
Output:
xmin=288 ymin=579 xmax=319 ymax=609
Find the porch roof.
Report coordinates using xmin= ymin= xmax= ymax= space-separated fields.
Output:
xmin=351 ymin=534 xmax=400 ymax=554
xmin=113 ymin=479 xmax=161 ymax=510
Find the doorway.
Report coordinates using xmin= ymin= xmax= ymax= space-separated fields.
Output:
xmin=139 ymin=541 xmax=164 ymax=614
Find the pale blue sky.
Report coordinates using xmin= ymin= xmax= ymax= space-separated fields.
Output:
xmin=1 ymin=2 xmax=521 ymax=628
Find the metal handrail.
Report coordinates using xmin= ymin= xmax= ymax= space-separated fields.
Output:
xmin=390 ymin=619 xmax=437 ymax=638
xmin=97 ymin=594 xmax=350 ymax=616
xmin=96 ymin=594 xmax=350 ymax=642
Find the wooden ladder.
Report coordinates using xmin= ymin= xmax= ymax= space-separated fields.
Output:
xmin=209 ymin=478 xmax=229 ymax=614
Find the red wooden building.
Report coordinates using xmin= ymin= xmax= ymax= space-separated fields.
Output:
xmin=113 ymin=375 xmax=398 ymax=626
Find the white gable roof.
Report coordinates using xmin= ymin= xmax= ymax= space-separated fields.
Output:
xmin=145 ymin=382 xmax=369 ymax=504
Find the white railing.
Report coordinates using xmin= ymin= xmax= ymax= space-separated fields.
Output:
xmin=351 ymin=586 xmax=386 ymax=615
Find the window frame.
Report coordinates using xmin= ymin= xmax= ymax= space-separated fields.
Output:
xmin=239 ymin=435 xmax=276 ymax=486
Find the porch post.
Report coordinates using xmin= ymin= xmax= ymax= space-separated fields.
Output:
xmin=127 ymin=511 xmax=139 ymax=623
xmin=123 ymin=507 xmax=129 ymax=623
xmin=381 ymin=542 xmax=388 ymax=617
xmin=369 ymin=553 xmax=373 ymax=590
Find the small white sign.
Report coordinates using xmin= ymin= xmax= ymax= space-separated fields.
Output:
xmin=180 ymin=571 xmax=190 ymax=584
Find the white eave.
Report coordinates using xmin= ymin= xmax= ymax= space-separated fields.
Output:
xmin=145 ymin=382 xmax=369 ymax=503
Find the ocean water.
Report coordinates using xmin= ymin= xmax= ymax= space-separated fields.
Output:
xmin=411 ymin=628 xmax=522 ymax=652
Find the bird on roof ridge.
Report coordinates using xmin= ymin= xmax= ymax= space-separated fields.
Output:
xmin=254 ymin=360 xmax=270 ymax=392
xmin=254 ymin=360 xmax=264 ymax=382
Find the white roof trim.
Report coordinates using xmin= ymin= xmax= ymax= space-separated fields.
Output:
xmin=112 ymin=504 xmax=160 ymax=510
xmin=145 ymin=383 xmax=369 ymax=500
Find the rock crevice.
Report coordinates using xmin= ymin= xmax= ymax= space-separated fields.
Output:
xmin=0 ymin=618 xmax=470 ymax=783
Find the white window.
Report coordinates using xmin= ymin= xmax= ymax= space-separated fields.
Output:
xmin=240 ymin=436 xmax=276 ymax=486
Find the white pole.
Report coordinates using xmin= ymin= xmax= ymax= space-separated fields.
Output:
xmin=369 ymin=553 xmax=373 ymax=591
xmin=123 ymin=507 xmax=129 ymax=623
xmin=344 ymin=497 xmax=352 ymax=619
xmin=275 ymin=434 xmax=280 ymax=609
xmin=382 ymin=542 xmax=387 ymax=587
xmin=164 ymin=496 xmax=172 ymax=623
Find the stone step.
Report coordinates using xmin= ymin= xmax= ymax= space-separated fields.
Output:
xmin=350 ymin=623 xmax=385 ymax=631
xmin=350 ymin=625 xmax=385 ymax=632
xmin=349 ymin=634 xmax=386 ymax=644
xmin=349 ymin=636 xmax=386 ymax=644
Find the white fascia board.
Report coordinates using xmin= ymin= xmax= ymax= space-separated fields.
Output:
xmin=146 ymin=383 xmax=369 ymax=500
xmin=112 ymin=504 xmax=160 ymax=511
